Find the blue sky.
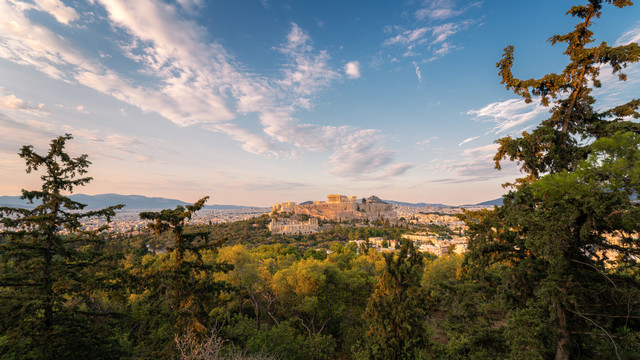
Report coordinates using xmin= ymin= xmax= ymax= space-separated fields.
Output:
xmin=0 ymin=0 xmax=639 ymax=206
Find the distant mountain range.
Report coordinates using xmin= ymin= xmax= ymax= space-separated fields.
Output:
xmin=0 ymin=193 xmax=503 ymax=211
xmin=383 ymin=200 xmax=450 ymax=208
xmin=0 ymin=193 xmax=257 ymax=210
xmin=462 ymin=198 xmax=504 ymax=207
xmin=384 ymin=198 xmax=503 ymax=208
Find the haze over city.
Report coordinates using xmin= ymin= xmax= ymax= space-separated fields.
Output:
xmin=1 ymin=0 xmax=639 ymax=206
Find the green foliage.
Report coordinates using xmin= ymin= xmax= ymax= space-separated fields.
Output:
xmin=224 ymin=316 xmax=335 ymax=360
xmin=504 ymin=305 xmax=553 ymax=360
xmin=364 ymin=240 xmax=431 ymax=359
xmin=494 ymin=1 xmax=640 ymax=186
xmin=128 ymin=198 xmax=234 ymax=357
xmin=0 ymin=134 xmax=125 ymax=359
xmin=464 ymin=2 xmax=640 ymax=359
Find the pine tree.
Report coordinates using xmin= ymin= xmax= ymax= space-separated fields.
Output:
xmin=364 ymin=240 xmax=430 ymax=359
xmin=494 ymin=0 xmax=640 ymax=185
xmin=0 ymin=134 xmax=124 ymax=359
xmin=129 ymin=198 xmax=233 ymax=357
xmin=463 ymin=1 xmax=640 ymax=359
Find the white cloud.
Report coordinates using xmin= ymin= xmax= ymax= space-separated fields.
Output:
xmin=205 ymin=122 xmax=286 ymax=157
xmin=95 ymin=0 xmax=236 ymax=124
xmin=0 ymin=94 xmax=27 ymax=110
xmin=434 ymin=42 xmax=454 ymax=55
xmin=33 ymin=0 xmax=79 ymax=25
xmin=75 ymin=105 xmax=89 ymax=114
xmin=415 ymin=0 xmax=482 ymax=22
xmin=384 ymin=27 xmax=430 ymax=46
xmin=592 ymin=62 xmax=640 ymax=110
xmin=328 ymin=129 xmax=395 ymax=177
xmin=345 ymin=61 xmax=361 ymax=79
xmin=413 ymin=62 xmax=423 ymax=84
xmin=383 ymin=21 xmax=472 ymax=60
xmin=432 ymin=22 xmax=460 ymax=44
xmin=458 ymin=136 xmax=479 ymax=146
xmin=416 ymin=8 xmax=461 ymax=21
xmin=467 ymin=98 xmax=547 ymax=134
xmin=430 ymin=143 xmax=519 ymax=182
xmin=278 ymin=23 xmax=340 ymax=98
xmin=615 ymin=21 xmax=640 ymax=46
xmin=0 ymin=93 xmax=47 ymax=114
xmin=0 ymin=1 xmax=99 ymax=81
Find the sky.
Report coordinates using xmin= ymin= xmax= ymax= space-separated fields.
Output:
xmin=0 ymin=0 xmax=639 ymax=207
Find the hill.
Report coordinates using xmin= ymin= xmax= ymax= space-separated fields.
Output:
xmin=461 ymin=198 xmax=503 ymax=207
xmin=0 ymin=194 xmax=253 ymax=210
xmin=382 ymin=199 xmax=451 ymax=208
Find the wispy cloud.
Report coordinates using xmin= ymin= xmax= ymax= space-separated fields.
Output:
xmin=365 ymin=163 xmax=414 ymax=180
xmin=413 ymin=61 xmax=423 ymax=84
xmin=384 ymin=27 xmax=430 ymax=46
xmin=0 ymin=112 xmax=58 ymax=153
xmin=0 ymin=109 xmax=158 ymax=164
xmin=383 ymin=21 xmax=475 ymax=61
xmin=278 ymin=23 xmax=340 ymax=100
xmin=175 ymin=0 xmax=204 ymax=12
xmin=467 ymin=98 xmax=547 ymax=135
xmin=237 ymin=179 xmax=313 ymax=192
xmin=434 ymin=42 xmax=454 ymax=56
xmin=383 ymin=1 xmax=480 ymax=61
xmin=416 ymin=136 xmax=438 ymax=149
xmin=430 ymin=143 xmax=519 ymax=182
xmin=416 ymin=8 xmax=461 ymax=21
xmin=458 ymin=136 xmax=479 ymax=146
xmin=328 ymin=128 xmax=397 ymax=178
xmin=615 ymin=21 xmax=640 ymax=46
xmin=415 ymin=0 xmax=482 ymax=21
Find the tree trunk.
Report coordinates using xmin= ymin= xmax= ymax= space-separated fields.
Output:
xmin=555 ymin=303 xmax=571 ymax=360
xmin=44 ymin=231 xmax=54 ymax=329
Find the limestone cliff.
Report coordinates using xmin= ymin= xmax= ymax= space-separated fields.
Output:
xmin=290 ymin=201 xmax=395 ymax=221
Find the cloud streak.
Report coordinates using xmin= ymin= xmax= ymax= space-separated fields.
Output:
xmin=383 ymin=1 xmax=479 ymax=61
xmin=467 ymin=98 xmax=547 ymax=135
xmin=430 ymin=143 xmax=519 ymax=183
xmin=615 ymin=21 xmax=640 ymax=46
xmin=458 ymin=136 xmax=479 ymax=146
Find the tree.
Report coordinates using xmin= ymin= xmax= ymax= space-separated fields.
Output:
xmin=0 ymin=134 xmax=124 ymax=359
xmin=129 ymin=197 xmax=233 ymax=357
xmin=363 ymin=240 xmax=430 ymax=359
xmin=494 ymin=0 xmax=640 ymax=186
xmin=463 ymin=2 xmax=640 ymax=359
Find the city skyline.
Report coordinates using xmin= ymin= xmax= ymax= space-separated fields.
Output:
xmin=1 ymin=0 xmax=639 ymax=207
